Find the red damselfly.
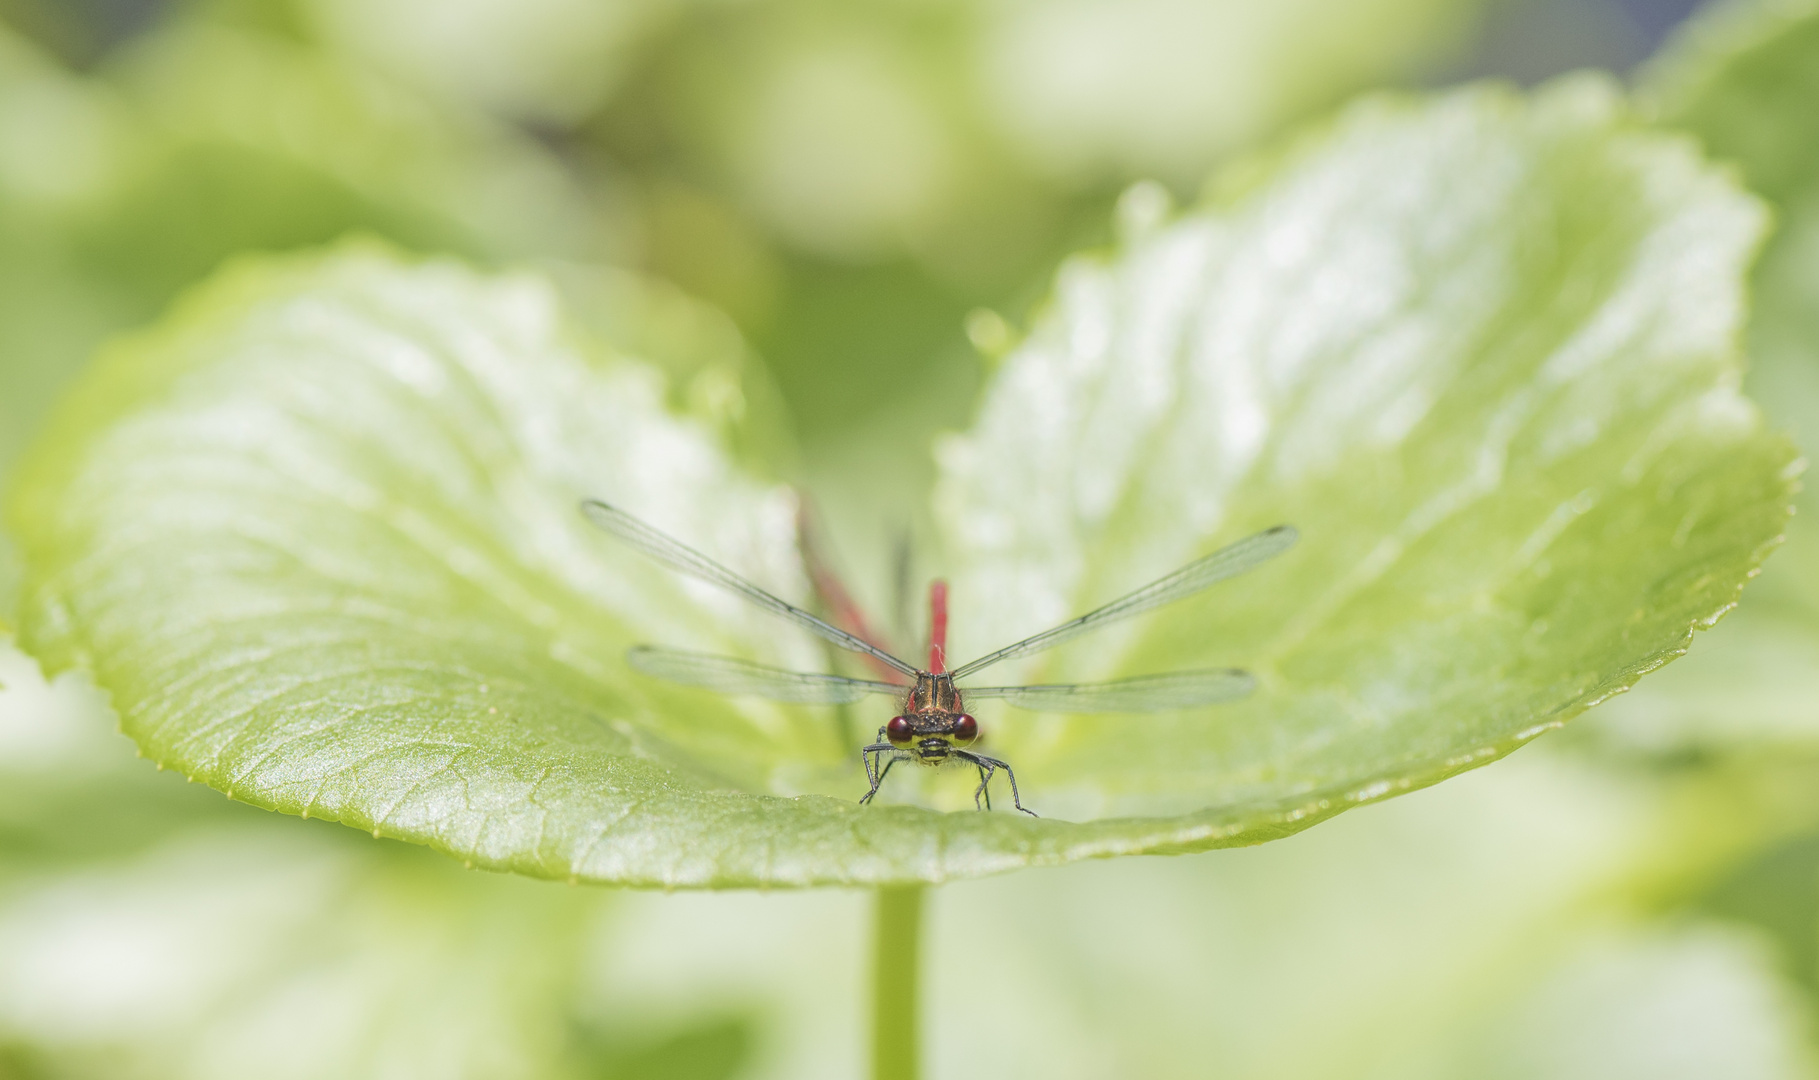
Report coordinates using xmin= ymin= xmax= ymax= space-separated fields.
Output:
xmin=582 ymin=500 xmax=1296 ymax=815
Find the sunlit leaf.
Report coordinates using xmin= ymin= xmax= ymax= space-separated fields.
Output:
xmin=10 ymin=78 xmax=1793 ymax=886
xmin=930 ymin=76 xmax=1792 ymax=820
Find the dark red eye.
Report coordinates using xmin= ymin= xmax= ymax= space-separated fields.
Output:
xmin=951 ymin=713 xmax=977 ymax=743
xmin=886 ymin=716 xmax=914 ymax=745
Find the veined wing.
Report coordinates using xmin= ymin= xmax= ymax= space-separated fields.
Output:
xmin=949 ymin=525 xmax=1297 ymax=680
xmin=628 ymin=646 xmax=908 ymax=705
xmin=582 ymin=499 xmax=920 ymax=678
xmin=961 ymin=669 xmax=1255 ymax=712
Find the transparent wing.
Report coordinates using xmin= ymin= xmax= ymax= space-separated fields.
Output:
xmin=949 ymin=525 xmax=1298 ymax=680
xmin=582 ymin=499 xmax=920 ymax=677
xmin=628 ymin=646 xmax=907 ymax=705
xmin=961 ymin=669 xmax=1256 ymax=712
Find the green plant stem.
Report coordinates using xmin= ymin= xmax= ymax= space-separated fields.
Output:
xmin=871 ymin=884 xmax=924 ymax=1080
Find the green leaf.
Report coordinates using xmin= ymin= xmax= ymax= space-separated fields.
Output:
xmin=1597 ymin=0 xmax=1819 ymax=746
xmin=11 ymin=79 xmax=1793 ymax=887
xmin=927 ymin=76 xmax=1793 ymax=822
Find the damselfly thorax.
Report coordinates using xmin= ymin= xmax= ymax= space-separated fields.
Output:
xmin=581 ymin=498 xmax=1297 ymax=816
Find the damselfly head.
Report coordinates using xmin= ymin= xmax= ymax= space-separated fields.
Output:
xmin=890 ymin=709 xmax=964 ymax=763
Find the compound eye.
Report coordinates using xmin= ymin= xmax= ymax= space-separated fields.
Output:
xmin=951 ymin=713 xmax=978 ymax=743
xmin=886 ymin=716 xmax=914 ymax=746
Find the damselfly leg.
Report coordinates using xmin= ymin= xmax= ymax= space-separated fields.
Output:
xmin=954 ymin=749 xmax=1035 ymax=816
xmin=860 ymin=743 xmax=904 ymax=804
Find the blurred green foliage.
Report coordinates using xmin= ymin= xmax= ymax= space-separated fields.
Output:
xmin=0 ymin=16 xmax=611 ymax=469
xmin=4 ymin=0 xmax=1819 ymax=1076
xmin=1596 ymin=0 xmax=1819 ymax=746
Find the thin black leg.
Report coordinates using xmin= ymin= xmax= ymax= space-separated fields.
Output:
xmin=863 ymin=727 xmax=891 ymax=783
xmin=954 ymin=750 xmax=1037 ymax=817
xmin=860 ymin=743 xmax=901 ymax=805
xmin=967 ymin=758 xmax=993 ymax=810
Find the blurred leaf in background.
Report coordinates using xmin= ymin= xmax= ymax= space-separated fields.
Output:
xmin=293 ymin=0 xmax=690 ymax=126
xmin=582 ymin=746 xmax=1819 ymax=1079
xmin=974 ymin=0 xmax=1481 ymax=187
xmin=923 ymin=748 xmax=1819 ymax=1079
xmin=571 ymin=0 xmax=1501 ymax=562
xmin=0 ymin=0 xmax=1506 ymax=601
xmin=0 ymin=640 xmax=766 ymax=1080
xmin=0 ymin=13 xmax=616 ymax=475
xmin=1595 ymin=0 xmax=1819 ymax=749
xmin=0 ymin=26 xmax=137 ymax=476
xmin=1582 ymin=0 xmax=1819 ymax=1046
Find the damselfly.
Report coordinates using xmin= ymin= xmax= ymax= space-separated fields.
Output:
xmin=581 ymin=500 xmax=1296 ymax=816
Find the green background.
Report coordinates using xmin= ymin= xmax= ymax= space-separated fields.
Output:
xmin=7 ymin=0 xmax=1819 ymax=1077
